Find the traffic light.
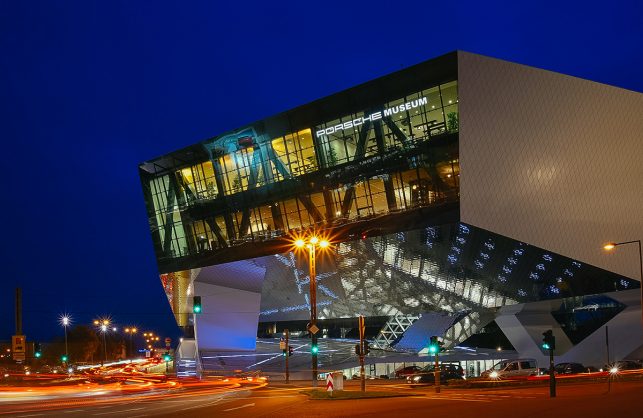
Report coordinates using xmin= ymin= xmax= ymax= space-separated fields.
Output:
xmin=542 ymin=330 xmax=555 ymax=350
xmin=193 ymin=296 xmax=202 ymax=314
xmin=311 ymin=344 xmax=319 ymax=355
xmin=364 ymin=344 xmax=370 ymax=356
xmin=288 ymin=345 xmax=294 ymax=357
xmin=163 ymin=353 xmax=172 ymax=362
xmin=61 ymin=355 xmax=68 ymax=362
xmin=355 ymin=344 xmax=361 ymax=356
xmin=34 ymin=343 xmax=42 ymax=358
xmin=428 ymin=336 xmax=439 ymax=354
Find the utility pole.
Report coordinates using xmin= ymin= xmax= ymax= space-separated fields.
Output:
xmin=359 ymin=315 xmax=366 ymax=392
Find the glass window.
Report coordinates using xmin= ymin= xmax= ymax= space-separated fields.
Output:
xmin=271 ymin=128 xmax=318 ymax=178
xmin=178 ymin=161 xmax=218 ymax=202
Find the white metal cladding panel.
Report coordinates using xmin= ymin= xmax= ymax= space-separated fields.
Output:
xmin=458 ymin=51 xmax=643 ymax=281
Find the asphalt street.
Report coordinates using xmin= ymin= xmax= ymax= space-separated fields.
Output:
xmin=4 ymin=379 xmax=641 ymax=418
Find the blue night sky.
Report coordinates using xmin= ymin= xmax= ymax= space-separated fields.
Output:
xmin=1 ymin=1 xmax=642 ymax=343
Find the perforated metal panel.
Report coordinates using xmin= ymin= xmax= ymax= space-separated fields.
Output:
xmin=459 ymin=51 xmax=643 ymax=281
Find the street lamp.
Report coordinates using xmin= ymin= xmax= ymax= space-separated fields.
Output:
xmin=95 ymin=318 xmax=111 ymax=365
xmin=59 ymin=315 xmax=71 ymax=363
xmin=293 ymin=233 xmax=331 ymax=388
xmin=603 ymin=240 xmax=643 ymax=325
xmin=124 ymin=327 xmax=137 ymax=359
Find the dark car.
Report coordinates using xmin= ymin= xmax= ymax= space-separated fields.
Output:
xmin=395 ymin=365 xmax=422 ymax=378
xmin=406 ymin=363 xmax=464 ymax=385
xmin=554 ymin=362 xmax=592 ymax=375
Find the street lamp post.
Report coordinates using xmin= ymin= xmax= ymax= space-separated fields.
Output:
xmin=124 ymin=327 xmax=137 ymax=359
xmin=294 ymin=234 xmax=330 ymax=388
xmin=95 ymin=319 xmax=110 ymax=365
xmin=60 ymin=315 xmax=71 ymax=363
xmin=604 ymin=240 xmax=643 ymax=325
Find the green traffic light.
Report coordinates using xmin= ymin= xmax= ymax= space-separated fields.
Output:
xmin=542 ymin=343 xmax=550 ymax=350
xmin=35 ymin=352 xmax=42 ymax=358
xmin=163 ymin=355 xmax=171 ymax=362
xmin=193 ymin=305 xmax=201 ymax=313
xmin=311 ymin=345 xmax=319 ymax=354
xmin=61 ymin=355 xmax=68 ymax=362
xmin=429 ymin=345 xmax=438 ymax=354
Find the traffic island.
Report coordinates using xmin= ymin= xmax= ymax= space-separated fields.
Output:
xmin=300 ymin=389 xmax=418 ymax=400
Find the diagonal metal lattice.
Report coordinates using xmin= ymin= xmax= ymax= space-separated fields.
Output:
xmin=373 ymin=314 xmax=420 ymax=349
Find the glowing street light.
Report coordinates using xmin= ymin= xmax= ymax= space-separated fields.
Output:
xmin=95 ymin=318 xmax=111 ymax=365
xmin=603 ymin=240 xmax=643 ymax=325
xmin=292 ymin=232 xmax=332 ymax=388
xmin=59 ymin=314 xmax=72 ymax=363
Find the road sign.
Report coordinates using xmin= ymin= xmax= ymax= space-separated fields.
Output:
xmin=308 ymin=324 xmax=320 ymax=335
xmin=279 ymin=341 xmax=286 ymax=350
xmin=12 ymin=335 xmax=26 ymax=361
xmin=326 ymin=373 xmax=334 ymax=392
xmin=12 ymin=335 xmax=25 ymax=353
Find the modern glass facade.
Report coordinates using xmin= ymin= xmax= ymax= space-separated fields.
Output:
xmin=140 ymin=53 xmax=460 ymax=273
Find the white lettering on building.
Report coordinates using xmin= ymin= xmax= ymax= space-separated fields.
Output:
xmin=316 ymin=97 xmax=427 ymax=137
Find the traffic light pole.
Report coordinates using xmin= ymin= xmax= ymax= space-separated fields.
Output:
xmin=285 ymin=329 xmax=290 ymax=384
xmin=549 ymin=347 xmax=556 ymax=398
xmin=434 ymin=352 xmax=441 ymax=393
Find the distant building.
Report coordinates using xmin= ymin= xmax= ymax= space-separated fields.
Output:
xmin=139 ymin=51 xmax=643 ymax=369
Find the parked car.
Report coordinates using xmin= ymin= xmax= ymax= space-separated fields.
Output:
xmin=406 ymin=363 xmax=464 ymax=385
xmin=481 ymin=359 xmax=538 ymax=379
xmin=554 ymin=362 xmax=593 ymax=374
xmin=395 ymin=365 xmax=422 ymax=378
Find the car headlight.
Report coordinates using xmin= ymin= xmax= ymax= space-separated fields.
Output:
xmin=413 ymin=376 xmax=422 ymax=382
xmin=490 ymin=371 xmax=498 ymax=379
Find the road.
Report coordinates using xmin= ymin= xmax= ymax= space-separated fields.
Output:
xmin=2 ymin=378 xmax=642 ymax=417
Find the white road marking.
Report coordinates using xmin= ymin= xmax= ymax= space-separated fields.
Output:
xmin=14 ymin=415 xmax=45 ymax=418
xmin=223 ymin=402 xmax=255 ymax=412
xmin=64 ymin=410 xmax=86 ymax=413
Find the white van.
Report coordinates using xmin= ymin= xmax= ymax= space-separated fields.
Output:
xmin=481 ymin=359 xmax=538 ymax=379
